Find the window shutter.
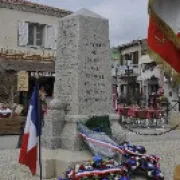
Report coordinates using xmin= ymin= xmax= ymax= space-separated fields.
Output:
xmin=45 ymin=25 xmax=58 ymax=50
xmin=44 ymin=25 xmax=49 ymax=49
xmin=44 ymin=25 xmax=52 ymax=49
xmin=18 ymin=21 xmax=28 ymax=46
xmin=52 ymin=25 xmax=58 ymax=50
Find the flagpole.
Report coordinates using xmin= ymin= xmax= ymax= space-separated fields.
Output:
xmin=36 ymin=74 xmax=43 ymax=180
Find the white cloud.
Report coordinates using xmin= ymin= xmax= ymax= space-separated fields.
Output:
xmin=31 ymin=0 xmax=149 ymax=46
xmin=91 ymin=0 xmax=149 ymax=46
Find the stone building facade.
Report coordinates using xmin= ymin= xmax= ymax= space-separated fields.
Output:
xmin=112 ymin=39 xmax=180 ymax=108
xmin=0 ymin=0 xmax=71 ymax=107
xmin=138 ymin=54 xmax=179 ymax=109
xmin=0 ymin=0 xmax=71 ymax=55
xmin=114 ymin=39 xmax=147 ymax=99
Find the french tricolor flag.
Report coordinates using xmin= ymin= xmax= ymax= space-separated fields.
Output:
xmin=19 ymin=84 xmax=41 ymax=175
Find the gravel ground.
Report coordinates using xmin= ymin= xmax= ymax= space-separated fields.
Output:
xmin=0 ymin=131 xmax=179 ymax=179
xmin=0 ymin=150 xmax=56 ymax=180
xmin=0 ymin=135 xmax=19 ymax=150
xmin=132 ymin=140 xmax=180 ymax=180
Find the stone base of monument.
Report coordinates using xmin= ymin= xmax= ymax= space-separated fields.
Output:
xmin=40 ymin=114 xmax=126 ymax=178
xmin=37 ymin=148 xmax=92 ymax=178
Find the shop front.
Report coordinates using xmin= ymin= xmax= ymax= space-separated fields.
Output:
xmin=0 ymin=58 xmax=55 ymax=115
xmin=19 ymin=71 xmax=55 ymax=114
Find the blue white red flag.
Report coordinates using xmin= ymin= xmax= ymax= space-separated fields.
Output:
xmin=19 ymin=83 xmax=41 ymax=175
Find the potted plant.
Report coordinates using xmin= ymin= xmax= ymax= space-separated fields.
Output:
xmin=159 ymin=95 xmax=168 ymax=105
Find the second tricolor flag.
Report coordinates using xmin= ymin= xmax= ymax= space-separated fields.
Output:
xmin=19 ymin=83 xmax=41 ymax=175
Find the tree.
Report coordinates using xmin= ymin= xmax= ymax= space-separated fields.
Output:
xmin=0 ymin=64 xmax=19 ymax=105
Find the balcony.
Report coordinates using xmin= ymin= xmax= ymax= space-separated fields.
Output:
xmin=139 ymin=66 xmax=161 ymax=81
xmin=116 ymin=64 xmax=140 ymax=77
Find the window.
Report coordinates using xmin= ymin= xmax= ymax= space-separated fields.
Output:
xmin=18 ymin=21 xmax=58 ymax=49
xmin=120 ymin=85 xmax=124 ymax=93
xmin=120 ymin=55 xmax=124 ymax=65
xmin=28 ymin=23 xmax=44 ymax=46
xmin=132 ymin=51 xmax=139 ymax=64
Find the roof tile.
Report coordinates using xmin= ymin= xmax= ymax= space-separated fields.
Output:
xmin=0 ymin=0 xmax=72 ymax=17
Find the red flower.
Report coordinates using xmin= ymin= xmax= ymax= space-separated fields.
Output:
xmin=79 ymin=165 xmax=85 ymax=170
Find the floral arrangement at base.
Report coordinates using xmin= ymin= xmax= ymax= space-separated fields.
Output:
xmin=58 ymin=155 xmax=129 ymax=180
xmin=58 ymin=152 xmax=164 ymax=180
xmin=58 ymin=123 xmax=164 ymax=180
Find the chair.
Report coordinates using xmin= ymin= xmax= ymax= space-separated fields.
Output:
xmin=154 ymin=110 xmax=164 ymax=128
xmin=136 ymin=110 xmax=148 ymax=128
xmin=123 ymin=108 xmax=130 ymax=124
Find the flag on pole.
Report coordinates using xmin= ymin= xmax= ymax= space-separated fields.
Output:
xmin=19 ymin=83 xmax=40 ymax=175
xmin=148 ymin=0 xmax=180 ymax=49
xmin=148 ymin=0 xmax=180 ymax=75
xmin=148 ymin=17 xmax=180 ymax=73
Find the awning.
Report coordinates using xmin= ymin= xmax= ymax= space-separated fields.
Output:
xmin=139 ymin=55 xmax=153 ymax=65
xmin=0 ymin=58 xmax=55 ymax=72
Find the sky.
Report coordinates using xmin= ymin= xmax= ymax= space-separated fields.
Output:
xmin=32 ymin=0 xmax=149 ymax=47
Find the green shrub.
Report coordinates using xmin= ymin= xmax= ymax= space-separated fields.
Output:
xmin=85 ymin=115 xmax=111 ymax=136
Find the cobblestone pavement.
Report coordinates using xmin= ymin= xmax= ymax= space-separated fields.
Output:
xmin=0 ymin=139 xmax=179 ymax=180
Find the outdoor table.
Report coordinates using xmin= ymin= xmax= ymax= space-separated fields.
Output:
xmin=117 ymin=105 xmax=165 ymax=128
xmin=119 ymin=107 xmax=129 ymax=124
xmin=117 ymin=105 xmax=124 ymax=115
xmin=134 ymin=109 xmax=149 ymax=128
xmin=145 ymin=108 xmax=164 ymax=127
xmin=122 ymin=107 xmax=129 ymax=116
xmin=154 ymin=109 xmax=164 ymax=127
xmin=146 ymin=108 xmax=154 ymax=118
xmin=128 ymin=107 xmax=136 ymax=117
xmin=154 ymin=109 xmax=164 ymax=118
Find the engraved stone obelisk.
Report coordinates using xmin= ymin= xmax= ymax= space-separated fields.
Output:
xmin=42 ymin=8 xmax=115 ymax=149
xmin=41 ymin=9 xmax=125 ymax=178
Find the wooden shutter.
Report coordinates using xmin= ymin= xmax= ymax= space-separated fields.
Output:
xmin=52 ymin=25 xmax=58 ymax=50
xmin=44 ymin=25 xmax=49 ymax=48
xmin=18 ymin=21 xmax=28 ymax=46
xmin=45 ymin=25 xmax=58 ymax=50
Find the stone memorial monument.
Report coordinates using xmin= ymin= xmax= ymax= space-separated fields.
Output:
xmin=41 ymin=8 xmax=125 ymax=178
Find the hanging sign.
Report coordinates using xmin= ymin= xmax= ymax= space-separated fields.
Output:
xmin=17 ymin=71 xmax=28 ymax=91
xmin=30 ymin=71 xmax=55 ymax=77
